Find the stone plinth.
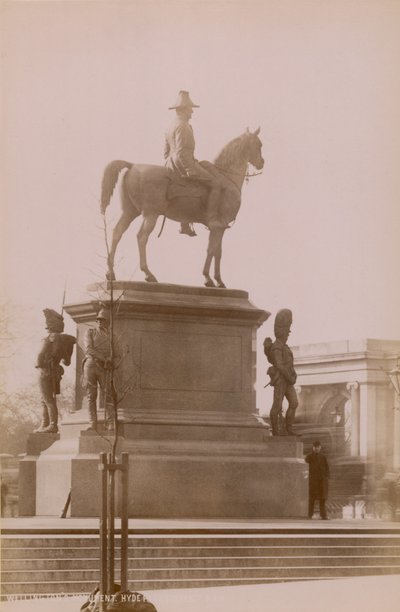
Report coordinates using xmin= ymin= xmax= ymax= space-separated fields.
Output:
xmin=24 ymin=282 xmax=308 ymax=518
xmin=18 ymin=433 xmax=59 ymax=516
xmin=70 ymin=432 xmax=307 ymax=518
xmin=64 ymin=281 xmax=270 ymax=421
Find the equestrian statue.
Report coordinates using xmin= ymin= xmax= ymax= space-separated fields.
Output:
xmin=100 ymin=91 xmax=264 ymax=288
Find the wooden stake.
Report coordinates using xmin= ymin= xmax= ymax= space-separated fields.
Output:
xmin=120 ymin=452 xmax=129 ymax=591
xmin=99 ymin=452 xmax=108 ymax=611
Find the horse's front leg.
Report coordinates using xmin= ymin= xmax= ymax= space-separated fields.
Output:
xmin=213 ymin=229 xmax=226 ymax=288
xmin=137 ymin=213 xmax=159 ymax=282
xmin=203 ymin=229 xmax=221 ymax=287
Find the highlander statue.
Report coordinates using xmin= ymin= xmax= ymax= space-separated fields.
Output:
xmin=34 ymin=309 xmax=76 ymax=434
xmin=264 ymin=309 xmax=298 ymax=436
xmin=100 ymin=90 xmax=264 ymax=288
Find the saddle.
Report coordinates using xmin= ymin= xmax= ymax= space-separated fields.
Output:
xmin=166 ymin=160 xmax=217 ymax=202
xmin=167 ymin=178 xmax=206 ymax=201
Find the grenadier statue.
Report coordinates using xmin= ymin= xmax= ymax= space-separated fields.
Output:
xmin=164 ymin=90 xmax=225 ymax=236
xmin=82 ymin=308 xmax=120 ymax=432
xmin=264 ymin=309 xmax=298 ymax=436
xmin=34 ymin=309 xmax=76 ymax=434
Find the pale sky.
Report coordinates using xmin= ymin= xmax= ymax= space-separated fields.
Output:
xmin=1 ymin=0 xmax=400 ymax=396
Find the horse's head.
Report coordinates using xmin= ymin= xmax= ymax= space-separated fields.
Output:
xmin=245 ymin=127 xmax=264 ymax=170
xmin=214 ymin=128 xmax=264 ymax=177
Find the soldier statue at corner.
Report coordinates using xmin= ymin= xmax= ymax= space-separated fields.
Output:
xmin=82 ymin=308 xmax=121 ymax=432
xmin=264 ymin=309 xmax=298 ymax=436
xmin=34 ymin=309 xmax=76 ymax=434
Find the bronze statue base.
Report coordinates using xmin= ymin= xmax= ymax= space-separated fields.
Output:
xmin=20 ymin=282 xmax=307 ymax=519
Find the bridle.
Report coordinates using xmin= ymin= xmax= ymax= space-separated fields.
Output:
xmin=245 ymin=169 xmax=263 ymax=183
xmin=215 ymin=162 xmax=263 ymax=188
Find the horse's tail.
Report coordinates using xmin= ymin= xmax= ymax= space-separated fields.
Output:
xmin=100 ymin=160 xmax=133 ymax=214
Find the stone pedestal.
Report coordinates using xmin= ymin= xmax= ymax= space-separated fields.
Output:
xmin=69 ymin=431 xmax=307 ymax=518
xmin=66 ymin=281 xmax=270 ymax=419
xmin=23 ymin=282 xmax=308 ymax=518
xmin=18 ymin=433 xmax=59 ymax=516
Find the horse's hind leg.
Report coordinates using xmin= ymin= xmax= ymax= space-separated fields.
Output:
xmin=107 ymin=209 xmax=139 ymax=280
xmin=137 ymin=213 xmax=159 ymax=283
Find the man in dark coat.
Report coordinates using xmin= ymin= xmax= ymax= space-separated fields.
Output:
xmin=305 ymin=441 xmax=330 ymax=520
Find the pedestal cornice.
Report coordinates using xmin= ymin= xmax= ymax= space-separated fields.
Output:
xmin=64 ymin=282 xmax=269 ymax=327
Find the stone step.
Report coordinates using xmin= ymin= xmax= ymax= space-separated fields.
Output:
xmin=3 ymin=545 xmax=400 ymax=559
xmin=2 ymin=559 xmax=400 ymax=584
xmin=3 ymin=547 xmax=100 ymax=559
xmin=3 ymin=535 xmax=400 ymax=547
xmin=0 ymin=578 xmax=339 ymax=597
xmin=2 ymin=530 xmax=400 ymax=597
xmin=3 ymin=554 xmax=400 ymax=571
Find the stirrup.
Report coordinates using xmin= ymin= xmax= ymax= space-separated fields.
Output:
xmin=180 ymin=223 xmax=197 ymax=237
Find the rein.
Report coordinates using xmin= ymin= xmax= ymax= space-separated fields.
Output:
xmin=157 ymin=140 xmax=263 ymax=239
xmin=245 ymin=170 xmax=263 ymax=183
xmin=215 ymin=163 xmax=263 ymax=188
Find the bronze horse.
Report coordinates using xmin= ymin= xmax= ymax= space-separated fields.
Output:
xmin=100 ymin=128 xmax=264 ymax=288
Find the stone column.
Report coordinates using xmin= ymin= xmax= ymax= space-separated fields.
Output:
xmin=359 ymin=383 xmax=377 ymax=461
xmin=346 ymin=382 xmax=360 ymax=457
xmin=393 ymin=392 xmax=400 ymax=470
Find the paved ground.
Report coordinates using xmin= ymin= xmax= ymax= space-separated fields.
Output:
xmin=1 ymin=575 xmax=400 ymax=612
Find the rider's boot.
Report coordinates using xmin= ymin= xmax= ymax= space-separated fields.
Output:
xmin=34 ymin=403 xmax=50 ymax=433
xmin=206 ymin=188 xmax=225 ymax=230
xmin=180 ymin=222 xmax=197 ymax=237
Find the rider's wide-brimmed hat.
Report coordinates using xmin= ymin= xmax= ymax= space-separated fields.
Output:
xmin=168 ymin=90 xmax=199 ymax=110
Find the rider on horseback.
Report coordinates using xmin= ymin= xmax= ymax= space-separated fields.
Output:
xmin=164 ymin=91 xmax=225 ymax=236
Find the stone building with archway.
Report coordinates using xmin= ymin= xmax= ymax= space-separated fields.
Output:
xmin=292 ymin=339 xmax=400 ymax=519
